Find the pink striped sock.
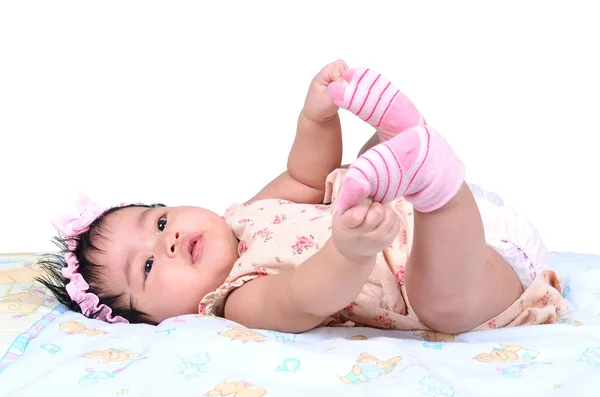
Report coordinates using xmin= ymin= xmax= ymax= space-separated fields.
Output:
xmin=328 ymin=68 xmax=425 ymax=141
xmin=336 ymin=125 xmax=465 ymax=214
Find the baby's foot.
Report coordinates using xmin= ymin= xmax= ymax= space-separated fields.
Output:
xmin=337 ymin=125 xmax=465 ymax=214
xmin=327 ymin=68 xmax=425 ymax=141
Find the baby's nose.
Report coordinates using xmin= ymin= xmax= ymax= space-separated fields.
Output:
xmin=168 ymin=232 xmax=181 ymax=254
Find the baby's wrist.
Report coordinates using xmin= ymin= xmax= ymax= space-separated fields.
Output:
xmin=300 ymin=107 xmax=339 ymax=125
xmin=330 ymin=241 xmax=376 ymax=267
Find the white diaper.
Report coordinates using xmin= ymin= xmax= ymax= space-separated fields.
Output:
xmin=470 ymin=184 xmax=547 ymax=289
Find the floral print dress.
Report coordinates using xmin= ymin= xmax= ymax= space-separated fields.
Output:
xmin=198 ymin=169 xmax=567 ymax=331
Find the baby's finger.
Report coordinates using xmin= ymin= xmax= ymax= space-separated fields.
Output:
xmin=362 ymin=202 xmax=386 ymax=230
xmin=326 ymin=60 xmax=347 ymax=85
xmin=333 ymin=60 xmax=348 ymax=79
xmin=369 ymin=209 xmax=400 ymax=248
xmin=315 ymin=61 xmax=337 ymax=84
xmin=370 ymin=206 xmax=394 ymax=235
xmin=339 ymin=200 xmax=370 ymax=229
xmin=334 ymin=59 xmax=348 ymax=69
xmin=384 ymin=211 xmax=401 ymax=239
xmin=330 ymin=64 xmax=345 ymax=84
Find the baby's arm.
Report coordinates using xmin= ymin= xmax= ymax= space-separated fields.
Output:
xmin=224 ymin=239 xmax=373 ymax=332
xmin=250 ymin=61 xmax=347 ymax=204
xmin=224 ymin=199 xmax=400 ymax=333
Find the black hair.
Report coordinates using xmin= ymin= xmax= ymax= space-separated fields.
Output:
xmin=35 ymin=203 xmax=166 ymax=324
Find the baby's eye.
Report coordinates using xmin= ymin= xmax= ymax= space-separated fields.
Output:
xmin=157 ymin=216 xmax=167 ymax=232
xmin=144 ymin=258 xmax=154 ymax=277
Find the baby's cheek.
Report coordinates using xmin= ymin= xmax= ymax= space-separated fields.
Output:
xmin=163 ymin=268 xmax=211 ymax=303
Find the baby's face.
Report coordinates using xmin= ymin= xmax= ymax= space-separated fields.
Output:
xmin=92 ymin=205 xmax=239 ymax=323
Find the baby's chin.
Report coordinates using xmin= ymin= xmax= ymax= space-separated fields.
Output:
xmin=197 ymin=258 xmax=236 ymax=293
xmin=201 ymin=234 xmax=239 ymax=274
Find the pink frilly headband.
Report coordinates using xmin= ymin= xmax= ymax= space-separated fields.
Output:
xmin=50 ymin=195 xmax=129 ymax=324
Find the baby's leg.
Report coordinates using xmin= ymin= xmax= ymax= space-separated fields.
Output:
xmin=405 ymin=184 xmax=523 ymax=333
xmin=332 ymin=69 xmax=523 ymax=333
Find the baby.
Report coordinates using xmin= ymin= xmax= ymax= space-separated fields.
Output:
xmin=37 ymin=60 xmax=566 ymax=334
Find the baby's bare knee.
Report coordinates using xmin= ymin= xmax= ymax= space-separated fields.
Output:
xmin=412 ymin=301 xmax=482 ymax=334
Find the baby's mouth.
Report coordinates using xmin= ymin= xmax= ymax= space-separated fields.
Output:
xmin=188 ymin=235 xmax=203 ymax=264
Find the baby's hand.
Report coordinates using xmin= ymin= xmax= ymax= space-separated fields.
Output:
xmin=331 ymin=199 xmax=400 ymax=262
xmin=302 ymin=60 xmax=348 ymax=123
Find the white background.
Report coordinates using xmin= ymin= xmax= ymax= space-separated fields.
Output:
xmin=1 ymin=1 xmax=599 ymax=255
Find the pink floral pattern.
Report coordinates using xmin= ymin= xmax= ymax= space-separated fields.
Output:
xmin=238 ymin=240 xmax=248 ymax=255
xmin=254 ymin=228 xmax=273 ymax=242
xmin=291 ymin=235 xmax=317 ymax=255
xmin=197 ymin=170 xmax=567 ymax=333
xmin=390 ymin=302 xmax=403 ymax=315
xmin=252 ymin=264 xmax=269 ymax=277
xmin=395 ymin=267 xmax=405 ymax=285
xmin=272 ymin=214 xmax=287 ymax=224
xmin=377 ymin=301 xmax=402 ymax=315
xmin=537 ymin=291 xmax=551 ymax=307
xmin=374 ymin=313 xmax=394 ymax=328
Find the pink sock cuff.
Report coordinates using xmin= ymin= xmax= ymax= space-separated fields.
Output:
xmin=403 ymin=126 xmax=465 ymax=212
